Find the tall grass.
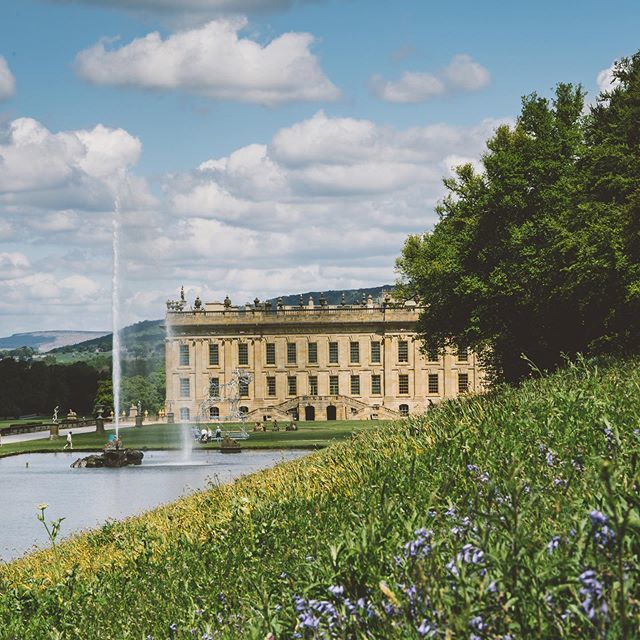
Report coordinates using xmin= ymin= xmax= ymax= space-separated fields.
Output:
xmin=1 ymin=356 xmax=639 ymax=638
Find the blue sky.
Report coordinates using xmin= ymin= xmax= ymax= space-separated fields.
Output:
xmin=0 ymin=0 xmax=637 ymax=335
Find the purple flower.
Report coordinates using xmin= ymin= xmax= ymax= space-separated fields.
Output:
xmin=469 ymin=615 xmax=486 ymax=632
xmin=467 ymin=464 xmax=478 ymax=473
xmin=417 ymin=619 xmax=437 ymax=637
xmin=589 ymin=511 xmax=607 ymax=526
xmin=546 ymin=451 xmax=554 ymax=467
xmin=579 ymin=569 xmax=607 ymax=622
xmin=553 ymin=478 xmax=566 ymax=487
xmin=328 ymin=585 xmax=344 ymax=597
xmin=547 ymin=535 xmax=561 ymax=554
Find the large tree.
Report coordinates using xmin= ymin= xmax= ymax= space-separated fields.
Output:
xmin=397 ymin=65 xmax=640 ymax=383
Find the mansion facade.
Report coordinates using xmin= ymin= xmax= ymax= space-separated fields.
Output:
xmin=165 ymin=292 xmax=484 ymax=423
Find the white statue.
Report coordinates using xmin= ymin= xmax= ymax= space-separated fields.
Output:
xmin=52 ymin=405 xmax=59 ymax=424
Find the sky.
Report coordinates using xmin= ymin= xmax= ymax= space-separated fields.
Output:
xmin=0 ymin=0 xmax=638 ymax=335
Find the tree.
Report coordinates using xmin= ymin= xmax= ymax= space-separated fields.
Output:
xmin=397 ymin=77 xmax=639 ymax=384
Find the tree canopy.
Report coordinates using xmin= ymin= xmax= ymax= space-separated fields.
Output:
xmin=397 ymin=54 xmax=640 ymax=383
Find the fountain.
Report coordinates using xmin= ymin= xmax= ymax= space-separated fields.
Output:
xmin=112 ymin=195 xmax=122 ymax=440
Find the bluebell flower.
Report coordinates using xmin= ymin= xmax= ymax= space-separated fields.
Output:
xmin=417 ymin=618 xmax=437 ymax=637
xmin=579 ymin=569 xmax=606 ymax=622
xmin=546 ymin=451 xmax=554 ymax=467
xmin=467 ymin=464 xmax=478 ymax=473
xmin=547 ymin=535 xmax=561 ymax=554
xmin=328 ymin=585 xmax=344 ymax=597
xmin=589 ymin=510 xmax=607 ymax=526
xmin=553 ymin=478 xmax=566 ymax=487
xmin=469 ymin=615 xmax=486 ymax=632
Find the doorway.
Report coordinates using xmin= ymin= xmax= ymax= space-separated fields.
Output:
xmin=326 ymin=405 xmax=337 ymax=421
xmin=304 ymin=405 xmax=315 ymax=421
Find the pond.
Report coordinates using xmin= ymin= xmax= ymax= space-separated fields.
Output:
xmin=0 ymin=449 xmax=307 ymax=563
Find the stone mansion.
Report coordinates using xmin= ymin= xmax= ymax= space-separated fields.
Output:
xmin=164 ymin=291 xmax=483 ymax=423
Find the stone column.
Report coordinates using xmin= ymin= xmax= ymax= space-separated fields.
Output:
xmin=96 ymin=417 xmax=105 ymax=434
xmin=49 ymin=423 xmax=59 ymax=439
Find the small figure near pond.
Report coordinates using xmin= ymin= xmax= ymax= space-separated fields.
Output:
xmin=63 ymin=431 xmax=73 ymax=451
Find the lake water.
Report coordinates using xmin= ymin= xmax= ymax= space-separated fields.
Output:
xmin=0 ymin=449 xmax=307 ymax=563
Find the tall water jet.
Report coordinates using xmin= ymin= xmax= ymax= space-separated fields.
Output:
xmin=112 ymin=196 xmax=122 ymax=438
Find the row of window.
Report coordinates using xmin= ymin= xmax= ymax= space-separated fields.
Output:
xmin=179 ymin=372 xmax=469 ymax=399
xmin=179 ymin=342 xmax=469 ymax=367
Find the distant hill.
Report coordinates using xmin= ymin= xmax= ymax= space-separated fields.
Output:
xmin=0 ymin=330 xmax=110 ymax=353
xmin=50 ymin=320 xmax=164 ymax=357
xmin=267 ymin=284 xmax=394 ymax=306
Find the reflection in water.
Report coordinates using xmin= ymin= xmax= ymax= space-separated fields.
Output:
xmin=0 ymin=449 xmax=306 ymax=563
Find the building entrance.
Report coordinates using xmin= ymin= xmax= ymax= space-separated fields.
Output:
xmin=304 ymin=405 xmax=315 ymax=421
xmin=326 ymin=405 xmax=337 ymax=421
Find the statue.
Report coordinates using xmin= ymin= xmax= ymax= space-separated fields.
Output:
xmin=52 ymin=405 xmax=59 ymax=424
xmin=137 ymin=400 xmax=142 ymax=416
xmin=224 ymin=295 xmax=231 ymax=308
xmin=194 ymin=295 xmax=202 ymax=309
xmin=180 ymin=285 xmax=185 ymax=302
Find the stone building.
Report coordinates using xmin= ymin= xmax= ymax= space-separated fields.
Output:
xmin=164 ymin=292 xmax=483 ymax=423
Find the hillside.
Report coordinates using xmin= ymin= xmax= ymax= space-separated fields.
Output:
xmin=2 ymin=357 xmax=638 ymax=638
xmin=267 ymin=284 xmax=394 ymax=306
xmin=0 ymin=331 xmax=110 ymax=353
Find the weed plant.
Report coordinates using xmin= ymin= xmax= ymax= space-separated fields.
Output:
xmin=0 ymin=357 xmax=639 ymax=638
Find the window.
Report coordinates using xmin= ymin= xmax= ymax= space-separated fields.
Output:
xmin=265 ymin=343 xmax=276 ymax=365
xmin=399 ymin=404 xmax=409 ymax=417
xmin=179 ymin=407 xmax=190 ymax=421
xmin=267 ymin=376 xmax=276 ymax=397
xmin=329 ymin=341 xmax=339 ymax=364
xmin=209 ymin=407 xmax=219 ymax=419
xmin=371 ymin=341 xmax=381 ymax=363
xmin=238 ymin=343 xmax=249 ymax=365
xmin=209 ymin=377 xmax=220 ymax=397
xmin=457 ymin=346 xmax=468 ymax=362
xmin=308 ymin=342 xmax=318 ymax=364
xmin=309 ymin=375 xmax=318 ymax=396
xmin=350 ymin=375 xmax=360 ymax=395
xmin=371 ymin=374 xmax=381 ymax=395
xmin=329 ymin=375 xmax=339 ymax=395
xmin=287 ymin=342 xmax=297 ymax=364
xmin=458 ymin=373 xmax=469 ymax=393
xmin=428 ymin=374 xmax=439 ymax=394
xmin=239 ymin=378 xmax=249 ymax=397
xmin=179 ymin=344 xmax=189 ymax=366
xmin=398 ymin=340 xmax=409 ymax=363
xmin=180 ymin=378 xmax=190 ymax=398
xmin=239 ymin=406 xmax=249 ymax=417
xmin=398 ymin=374 xmax=409 ymax=395
xmin=426 ymin=347 xmax=439 ymax=362
xmin=209 ymin=342 xmax=219 ymax=366
xmin=350 ymin=341 xmax=360 ymax=363
xmin=288 ymin=376 xmax=297 ymax=396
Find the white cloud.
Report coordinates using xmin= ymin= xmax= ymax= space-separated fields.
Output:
xmin=0 ymin=56 xmax=16 ymax=100
xmin=371 ymin=53 xmax=490 ymax=103
xmin=0 ymin=118 xmax=141 ymax=194
xmin=444 ymin=54 xmax=491 ymax=91
xmin=370 ymin=71 xmax=445 ymax=103
xmin=0 ymin=253 xmax=30 ymax=280
xmin=597 ymin=61 xmax=621 ymax=93
xmin=75 ymin=18 xmax=339 ymax=106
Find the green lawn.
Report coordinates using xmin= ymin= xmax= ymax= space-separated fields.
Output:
xmin=0 ymin=420 xmax=388 ymax=458
xmin=0 ymin=416 xmax=49 ymax=429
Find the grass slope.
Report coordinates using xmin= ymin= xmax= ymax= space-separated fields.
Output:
xmin=1 ymin=357 xmax=639 ymax=639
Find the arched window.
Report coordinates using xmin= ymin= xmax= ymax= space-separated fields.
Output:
xmin=209 ymin=406 xmax=219 ymax=419
xmin=179 ymin=407 xmax=190 ymax=422
xmin=399 ymin=404 xmax=409 ymax=417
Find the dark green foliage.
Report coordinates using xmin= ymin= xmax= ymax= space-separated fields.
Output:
xmin=1 ymin=358 xmax=639 ymax=638
xmin=397 ymin=57 xmax=640 ymax=383
xmin=0 ymin=358 xmax=109 ymax=418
